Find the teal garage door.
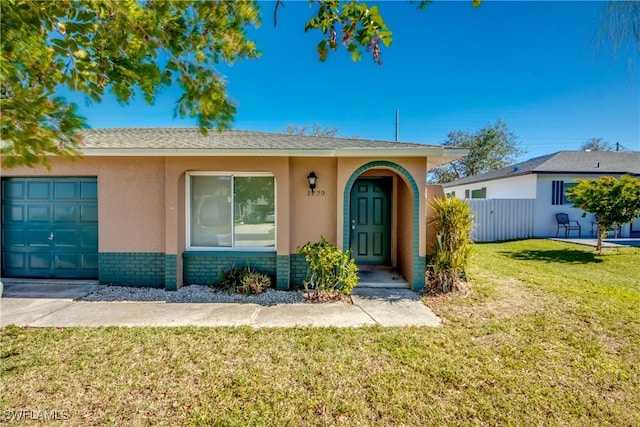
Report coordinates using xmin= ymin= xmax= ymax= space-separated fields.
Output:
xmin=1 ymin=177 xmax=98 ymax=279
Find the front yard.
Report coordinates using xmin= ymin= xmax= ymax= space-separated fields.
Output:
xmin=2 ymin=239 xmax=639 ymax=425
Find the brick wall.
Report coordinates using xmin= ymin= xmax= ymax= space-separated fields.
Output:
xmin=183 ymin=251 xmax=277 ymax=286
xmin=289 ymin=254 xmax=309 ymax=289
xmin=99 ymin=252 xmax=165 ymax=287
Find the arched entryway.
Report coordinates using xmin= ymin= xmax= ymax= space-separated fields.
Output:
xmin=342 ymin=161 xmax=424 ymax=290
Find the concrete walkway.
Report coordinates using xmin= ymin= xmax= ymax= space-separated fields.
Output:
xmin=0 ymin=281 xmax=441 ymax=328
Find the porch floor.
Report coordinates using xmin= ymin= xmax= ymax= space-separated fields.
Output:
xmin=356 ymin=269 xmax=408 ymax=289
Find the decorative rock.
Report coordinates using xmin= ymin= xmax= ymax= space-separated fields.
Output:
xmin=82 ymin=285 xmax=307 ymax=305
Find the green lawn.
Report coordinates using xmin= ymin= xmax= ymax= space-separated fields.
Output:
xmin=2 ymin=239 xmax=639 ymax=426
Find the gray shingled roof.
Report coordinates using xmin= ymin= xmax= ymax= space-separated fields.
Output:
xmin=444 ymin=151 xmax=640 ymax=187
xmin=80 ymin=128 xmax=436 ymax=150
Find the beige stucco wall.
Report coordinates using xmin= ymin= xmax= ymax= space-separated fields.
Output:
xmin=397 ymin=177 xmax=413 ymax=283
xmin=1 ymin=156 xmax=166 ymax=253
xmin=289 ymin=157 xmax=338 ymax=249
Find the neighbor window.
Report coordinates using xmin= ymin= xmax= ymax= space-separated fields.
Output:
xmin=188 ymin=173 xmax=275 ymax=249
xmin=551 ymin=180 xmax=576 ymax=206
xmin=471 ymin=187 xmax=486 ymax=199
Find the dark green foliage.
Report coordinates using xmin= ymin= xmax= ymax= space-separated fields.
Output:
xmin=428 ymin=119 xmax=525 ymax=184
xmin=215 ymin=264 xmax=272 ymax=295
xmin=297 ymin=236 xmax=359 ymax=296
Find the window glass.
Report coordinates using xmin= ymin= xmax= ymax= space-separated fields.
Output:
xmin=189 ymin=174 xmax=275 ymax=249
xmin=234 ymin=176 xmax=275 ymax=248
xmin=191 ymin=176 xmax=232 ymax=247
xmin=471 ymin=187 xmax=486 ymax=199
xmin=563 ymin=183 xmax=577 ymax=205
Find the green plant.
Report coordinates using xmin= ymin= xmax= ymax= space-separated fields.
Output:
xmin=215 ymin=264 xmax=272 ymax=295
xmin=427 ymin=196 xmax=474 ymax=293
xmin=239 ymin=269 xmax=271 ymax=295
xmin=297 ymin=236 xmax=359 ymax=296
xmin=567 ymin=175 xmax=640 ymax=251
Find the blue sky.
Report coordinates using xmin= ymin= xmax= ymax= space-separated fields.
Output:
xmin=64 ymin=1 xmax=639 ymax=161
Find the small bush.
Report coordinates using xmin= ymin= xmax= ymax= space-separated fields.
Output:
xmin=239 ymin=268 xmax=271 ymax=295
xmin=297 ymin=236 xmax=359 ymax=297
xmin=427 ymin=197 xmax=473 ymax=293
xmin=214 ymin=264 xmax=272 ymax=295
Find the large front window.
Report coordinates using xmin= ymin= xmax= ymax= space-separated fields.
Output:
xmin=188 ymin=173 xmax=275 ymax=249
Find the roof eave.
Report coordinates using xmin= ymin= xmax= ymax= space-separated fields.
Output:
xmin=79 ymin=147 xmax=467 ymax=158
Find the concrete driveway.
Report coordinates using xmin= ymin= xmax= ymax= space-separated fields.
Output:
xmin=1 ymin=280 xmax=441 ymax=328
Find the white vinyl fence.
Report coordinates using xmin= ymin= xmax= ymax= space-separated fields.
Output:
xmin=465 ymin=199 xmax=535 ymax=242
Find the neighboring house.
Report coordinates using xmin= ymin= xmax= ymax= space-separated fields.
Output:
xmin=1 ymin=128 xmax=466 ymax=291
xmin=444 ymin=151 xmax=640 ymax=238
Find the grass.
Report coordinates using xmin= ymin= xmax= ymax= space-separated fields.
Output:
xmin=2 ymin=239 xmax=639 ymax=426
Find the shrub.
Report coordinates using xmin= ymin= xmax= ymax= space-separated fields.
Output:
xmin=427 ymin=196 xmax=474 ymax=293
xmin=297 ymin=236 xmax=359 ymax=297
xmin=567 ymin=175 xmax=640 ymax=251
xmin=239 ymin=268 xmax=271 ymax=295
xmin=215 ymin=264 xmax=272 ymax=295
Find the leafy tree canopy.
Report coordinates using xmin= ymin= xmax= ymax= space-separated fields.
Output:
xmin=428 ymin=119 xmax=525 ymax=184
xmin=580 ymin=137 xmax=614 ymax=152
xmin=1 ymin=0 xmax=482 ymax=170
xmin=567 ymin=175 xmax=640 ymax=251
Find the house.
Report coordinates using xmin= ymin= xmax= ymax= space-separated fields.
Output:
xmin=444 ymin=150 xmax=640 ymax=238
xmin=1 ymin=128 xmax=467 ymax=291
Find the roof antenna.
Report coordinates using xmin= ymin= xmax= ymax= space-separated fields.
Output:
xmin=395 ymin=108 xmax=399 ymax=143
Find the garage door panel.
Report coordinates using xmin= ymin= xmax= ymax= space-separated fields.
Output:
xmin=81 ymin=229 xmax=98 ymax=248
xmin=3 ymin=205 xmax=25 ymax=222
xmin=27 ymin=205 xmax=50 ymax=222
xmin=53 ymin=229 xmax=78 ymax=247
xmin=54 ymin=181 xmax=77 ymax=199
xmin=3 ymin=180 xmax=25 ymax=199
xmin=2 ymin=229 xmax=25 ymax=247
xmin=4 ymin=252 xmax=25 ymax=270
xmin=27 ymin=181 xmax=50 ymax=199
xmin=82 ymin=254 xmax=99 ymax=270
xmin=29 ymin=252 xmax=51 ymax=269
xmin=54 ymin=253 xmax=78 ymax=269
xmin=54 ymin=205 xmax=76 ymax=222
xmin=80 ymin=205 xmax=98 ymax=222
xmin=28 ymin=229 xmax=52 ymax=246
xmin=81 ymin=181 xmax=97 ymax=199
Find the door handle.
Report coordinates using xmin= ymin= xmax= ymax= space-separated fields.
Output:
xmin=351 ymin=219 xmax=356 ymax=230
xmin=48 ymin=232 xmax=54 ymax=241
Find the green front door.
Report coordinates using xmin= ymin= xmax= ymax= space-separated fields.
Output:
xmin=350 ymin=177 xmax=391 ymax=265
xmin=1 ymin=177 xmax=99 ymax=279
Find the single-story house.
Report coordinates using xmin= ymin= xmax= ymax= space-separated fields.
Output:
xmin=444 ymin=150 xmax=640 ymax=238
xmin=1 ymin=128 xmax=467 ymax=291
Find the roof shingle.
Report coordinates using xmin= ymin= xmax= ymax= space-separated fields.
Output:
xmin=80 ymin=128 xmax=437 ymax=150
xmin=444 ymin=151 xmax=640 ymax=187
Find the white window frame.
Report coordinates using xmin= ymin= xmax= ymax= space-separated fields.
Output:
xmin=186 ymin=172 xmax=276 ymax=251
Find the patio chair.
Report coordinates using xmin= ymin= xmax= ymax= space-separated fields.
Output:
xmin=555 ymin=213 xmax=581 ymax=238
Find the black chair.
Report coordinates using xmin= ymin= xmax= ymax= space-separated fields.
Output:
xmin=555 ymin=213 xmax=581 ymax=238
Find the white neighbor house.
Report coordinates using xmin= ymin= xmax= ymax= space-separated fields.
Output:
xmin=444 ymin=151 xmax=640 ymax=238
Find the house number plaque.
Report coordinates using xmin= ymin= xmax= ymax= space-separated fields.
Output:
xmin=306 ymin=190 xmax=325 ymax=196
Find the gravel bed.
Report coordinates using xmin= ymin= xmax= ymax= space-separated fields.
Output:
xmin=81 ymin=285 xmax=308 ymax=305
